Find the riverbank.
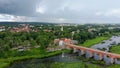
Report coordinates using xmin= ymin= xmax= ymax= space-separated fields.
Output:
xmin=110 ymin=45 xmax=120 ymax=54
xmin=80 ymin=36 xmax=110 ymax=47
xmin=0 ymin=49 xmax=68 ymax=68
xmin=49 ymin=62 xmax=101 ymax=68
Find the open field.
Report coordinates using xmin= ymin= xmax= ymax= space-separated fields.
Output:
xmin=50 ymin=62 xmax=101 ymax=68
xmin=110 ymin=45 xmax=120 ymax=54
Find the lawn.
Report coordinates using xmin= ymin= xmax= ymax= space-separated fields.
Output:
xmin=80 ymin=36 xmax=110 ymax=47
xmin=50 ymin=62 xmax=101 ymax=68
xmin=109 ymin=45 xmax=120 ymax=54
xmin=106 ymin=64 xmax=120 ymax=68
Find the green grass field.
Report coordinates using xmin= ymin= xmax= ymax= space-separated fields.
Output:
xmin=80 ymin=36 xmax=110 ymax=47
xmin=50 ymin=62 xmax=101 ymax=68
xmin=106 ymin=64 xmax=120 ymax=68
xmin=110 ymin=45 xmax=120 ymax=54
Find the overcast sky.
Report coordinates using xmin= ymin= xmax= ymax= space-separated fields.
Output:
xmin=0 ymin=0 xmax=120 ymax=23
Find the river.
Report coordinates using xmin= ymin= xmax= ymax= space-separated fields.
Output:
xmin=8 ymin=53 xmax=81 ymax=68
xmin=91 ymin=36 xmax=120 ymax=51
xmin=8 ymin=36 xmax=120 ymax=68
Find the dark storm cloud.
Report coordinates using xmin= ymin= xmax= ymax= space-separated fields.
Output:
xmin=0 ymin=0 xmax=40 ymax=16
xmin=0 ymin=0 xmax=120 ymax=23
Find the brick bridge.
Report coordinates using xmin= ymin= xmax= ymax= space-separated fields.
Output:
xmin=65 ymin=43 xmax=120 ymax=65
xmin=54 ymin=38 xmax=120 ymax=64
xmin=56 ymin=38 xmax=120 ymax=65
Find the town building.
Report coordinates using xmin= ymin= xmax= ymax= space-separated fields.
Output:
xmin=0 ymin=26 xmax=5 ymax=32
xmin=10 ymin=24 xmax=30 ymax=33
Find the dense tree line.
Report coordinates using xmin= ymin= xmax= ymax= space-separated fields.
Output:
xmin=0 ymin=31 xmax=53 ymax=55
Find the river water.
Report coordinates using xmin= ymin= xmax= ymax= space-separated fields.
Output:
xmin=8 ymin=53 xmax=81 ymax=68
xmin=91 ymin=36 xmax=120 ymax=51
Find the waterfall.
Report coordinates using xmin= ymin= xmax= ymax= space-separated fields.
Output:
xmin=62 ymin=52 xmax=65 ymax=57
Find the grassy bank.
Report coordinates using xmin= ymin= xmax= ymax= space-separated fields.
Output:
xmin=106 ymin=64 xmax=120 ymax=68
xmin=50 ymin=62 xmax=101 ymax=68
xmin=0 ymin=49 xmax=68 ymax=68
xmin=80 ymin=36 xmax=110 ymax=47
xmin=110 ymin=45 xmax=120 ymax=54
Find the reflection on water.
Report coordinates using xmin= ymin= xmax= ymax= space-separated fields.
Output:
xmin=8 ymin=53 xmax=80 ymax=68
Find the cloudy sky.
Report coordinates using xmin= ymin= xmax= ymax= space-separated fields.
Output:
xmin=0 ymin=0 xmax=120 ymax=23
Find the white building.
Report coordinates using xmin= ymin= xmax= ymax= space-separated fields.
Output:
xmin=59 ymin=40 xmax=64 ymax=46
xmin=61 ymin=26 xmax=63 ymax=31
xmin=0 ymin=26 xmax=5 ymax=32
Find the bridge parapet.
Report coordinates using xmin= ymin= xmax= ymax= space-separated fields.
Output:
xmin=66 ymin=43 xmax=120 ymax=64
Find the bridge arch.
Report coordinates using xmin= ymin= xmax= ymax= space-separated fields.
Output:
xmin=65 ymin=43 xmax=120 ymax=65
